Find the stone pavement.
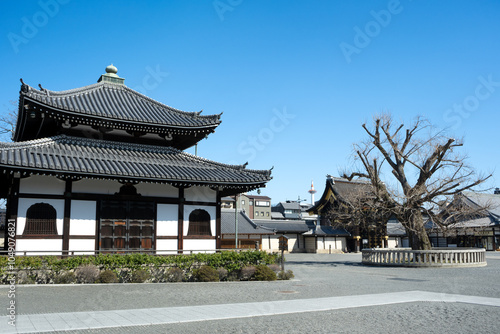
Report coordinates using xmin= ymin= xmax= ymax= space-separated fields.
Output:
xmin=2 ymin=252 xmax=500 ymax=333
xmin=2 ymin=291 xmax=500 ymax=333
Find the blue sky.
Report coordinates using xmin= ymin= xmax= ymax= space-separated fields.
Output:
xmin=1 ymin=0 xmax=499 ymax=204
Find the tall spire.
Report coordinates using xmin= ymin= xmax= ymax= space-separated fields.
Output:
xmin=308 ymin=180 xmax=317 ymax=205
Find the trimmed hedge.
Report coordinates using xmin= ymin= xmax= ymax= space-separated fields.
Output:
xmin=0 ymin=251 xmax=281 ymax=284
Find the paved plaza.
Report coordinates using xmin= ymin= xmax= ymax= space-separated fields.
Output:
xmin=1 ymin=252 xmax=500 ymax=333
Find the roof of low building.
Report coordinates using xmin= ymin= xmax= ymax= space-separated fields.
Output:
xmin=221 ymin=209 xmax=275 ymax=234
xmin=277 ymin=201 xmax=301 ymax=210
xmin=302 ymin=225 xmax=350 ymax=236
xmin=0 ymin=135 xmax=272 ymax=195
xmin=271 ymin=212 xmax=285 ymax=219
xmin=283 ymin=213 xmax=301 ymax=220
xmin=386 ymin=217 xmax=407 ymax=236
xmin=242 ymin=194 xmax=271 ymax=200
xmin=462 ymin=191 xmax=500 ymax=219
xmin=256 ymin=220 xmax=315 ymax=233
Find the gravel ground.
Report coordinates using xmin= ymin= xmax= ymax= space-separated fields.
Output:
xmin=49 ymin=303 xmax=499 ymax=334
xmin=1 ymin=252 xmax=500 ymax=333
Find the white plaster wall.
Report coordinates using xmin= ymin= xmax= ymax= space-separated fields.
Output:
xmin=184 ymin=186 xmax=216 ymax=203
xmin=16 ymin=239 xmax=62 ymax=255
xmin=317 ymin=237 xmax=325 ymax=250
xmin=135 ymin=183 xmax=178 ymax=197
xmin=183 ymin=205 xmax=216 ymax=236
xmin=72 ymin=179 xmax=121 ymax=194
xmin=267 ymin=235 xmax=281 ymax=251
xmin=287 ymin=235 xmax=299 ymax=251
xmin=265 ymin=234 xmax=299 ymax=252
xmin=19 ymin=175 xmax=65 ymax=195
xmin=388 ymin=237 xmax=401 ymax=248
xmin=17 ymin=198 xmax=64 ymax=235
xmin=157 ymin=204 xmax=178 ymax=236
xmin=70 ymin=200 xmax=96 ymax=236
xmin=183 ymin=239 xmax=216 ymax=252
xmin=68 ymin=239 xmax=95 ymax=254
xmin=156 ymin=239 xmax=178 ymax=254
xmin=318 ymin=238 xmax=346 ymax=254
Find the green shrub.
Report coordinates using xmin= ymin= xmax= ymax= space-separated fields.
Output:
xmin=75 ymin=264 xmax=100 ymax=283
xmin=165 ymin=267 xmax=184 ymax=282
xmin=216 ymin=267 xmax=228 ymax=281
xmin=54 ymin=271 xmax=76 ymax=284
xmin=98 ymin=270 xmax=119 ymax=283
xmin=268 ymin=264 xmax=281 ymax=273
xmin=254 ymin=265 xmax=277 ymax=281
xmin=240 ymin=265 xmax=256 ymax=281
xmin=194 ymin=265 xmax=219 ymax=282
xmin=277 ymin=270 xmax=294 ymax=280
xmin=130 ymin=269 xmax=151 ymax=283
xmin=1 ymin=250 xmax=281 ymax=284
xmin=227 ymin=270 xmax=240 ymax=281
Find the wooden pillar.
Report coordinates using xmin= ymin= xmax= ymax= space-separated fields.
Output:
xmin=4 ymin=176 xmax=20 ymax=251
xmin=62 ymin=179 xmax=72 ymax=255
xmin=216 ymin=190 xmax=221 ymax=250
xmin=177 ymin=187 xmax=184 ymax=253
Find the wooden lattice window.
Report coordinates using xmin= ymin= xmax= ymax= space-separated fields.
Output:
xmin=187 ymin=209 xmax=211 ymax=236
xmin=23 ymin=203 xmax=57 ymax=235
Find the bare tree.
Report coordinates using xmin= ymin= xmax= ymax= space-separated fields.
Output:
xmin=340 ymin=114 xmax=490 ymax=250
xmin=0 ymin=101 xmax=17 ymax=142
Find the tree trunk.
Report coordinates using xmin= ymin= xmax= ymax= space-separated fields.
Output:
xmin=404 ymin=213 xmax=432 ymax=250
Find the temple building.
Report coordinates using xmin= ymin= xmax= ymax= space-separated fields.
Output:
xmin=0 ymin=65 xmax=272 ymax=254
xmin=307 ymin=176 xmax=405 ymax=252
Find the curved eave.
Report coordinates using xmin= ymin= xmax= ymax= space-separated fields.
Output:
xmin=0 ymin=165 xmax=270 ymax=193
xmin=14 ymin=96 xmax=219 ymax=143
xmin=24 ymin=96 xmax=220 ymax=130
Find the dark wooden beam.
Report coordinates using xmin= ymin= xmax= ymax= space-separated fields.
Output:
xmin=62 ymin=179 xmax=72 ymax=255
xmin=178 ymin=187 xmax=184 ymax=253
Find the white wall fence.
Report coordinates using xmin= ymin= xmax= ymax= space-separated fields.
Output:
xmin=362 ymin=248 xmax=487 ymax=267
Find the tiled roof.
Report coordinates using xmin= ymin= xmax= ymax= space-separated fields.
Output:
xmin=0 ymin=135 xmax=272 ymax=191
xmin=244 ymin=195 xmax=271 ymax=200
xmin=256 ymin=220 xmax=315 ymax=233
xmin=462 ymin=192 xmax=500 ymax=219
xmin=283 ymin=213 xmax=301 ymax=220
xmin=278 ymin=201 xmax=301 ymax=210
xmin=307 ymin=177 xmax=372 ymax=214
xmin=271 ymin=212 xmax=285 ymax=219
xmin=432 ymin=192 xmax=500 ymax=229
xmin=221 ymin=209 xmax=275 ymax=234
xmin=20 ymin=82 xmax=221 ymax=129
xmin=386 ymin=218 xmax=407 ymax=236
xmin=302 ymin=225 xmax=350 ymax=236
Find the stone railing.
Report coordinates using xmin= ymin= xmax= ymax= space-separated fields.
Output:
xmin=362 ymin=248 xmax=487 ymax=267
